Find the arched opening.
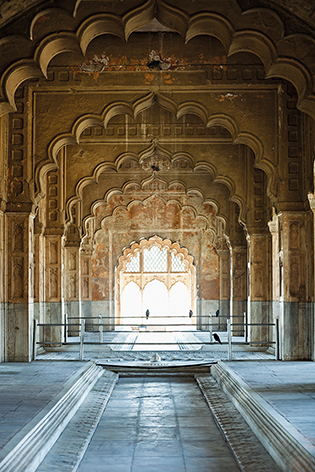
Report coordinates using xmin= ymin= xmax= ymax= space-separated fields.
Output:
xmin=143 ymin=279 xmax=168 ymax=327
xmin=117 ymin=236 xmax=195 ymax=332
xmin=121 ymin=281 xmax=141 ymax=326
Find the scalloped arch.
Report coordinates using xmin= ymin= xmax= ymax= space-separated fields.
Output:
xmin=1 ymin=2 xmax=315 ymax=120
xmin=97 ymin=195 xmax=176 ymax=231
xmin=234 ymin=132 xmax=264 ymax=161
xmin=117 ymin=235 xmax=195 ymax=274
xmin=206 ymin=114 xmax=239 ymax=139
xmin=83 ymin=193 xmax=225 ymax=253
xmin=228 ymin=30 xmax=277 ymax=70
xmin=30 ymin=8 xmax=76 ymax=42
xmin=177 ymin=102 xmax=208 ymax=124
xmin=266 ymin=58 xmax=312 ymax=99
xmin=35 ymin=33 xmax=82 ymax=78
xmin=154 ymin=0 xmax=188 ymax=38
xmin=116 ymin=153 xmax=140 ymax=170
xmin=38 ymin=94 xmax=275 ymax=226
xmin=124 ymin=0 xmax=156 ymax=40
xmin=1 ymin=60 xmax=43 ymax=110
xmin=78 ymin=14 xmax=125 ymax=55
xmin=186 ymin=12 xmax=234 ymax=51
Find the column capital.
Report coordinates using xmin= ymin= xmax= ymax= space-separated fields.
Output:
xmin=215 ymin=236 xmax=230 ymax=255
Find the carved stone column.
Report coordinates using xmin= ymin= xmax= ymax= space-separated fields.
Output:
xmin=268 ymin=212 xmax=281 ymax=355
xmin=64 ymin=243 xmax=81 ymax=336
xmin=43 ymin=231 xmax=64 ymax=346
xmin=80 ymin=220 xmax=95 ymax=331
xmin=0 ymin=209 xmax=4 ymax=362
xmin=81 ymin=252 xmax=92 ymax=328
xmin=269 ymin=209 xmax=313 ymax=360
xmin=247 ymin=232 xmax=271 ymax=347
xmin=216 ymin=240 xmax=231 ymax=330
xmin=231 ymin=245 xmax=247 ymax=336
xmin=5 ymin=212 xmax=34 ymax=361
xmin=308 ymin=193 xmax=315 ymax=361
xmin=33 ymin=217 xmax=45 ymax=327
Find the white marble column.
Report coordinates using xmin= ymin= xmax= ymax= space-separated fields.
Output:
xmin=269 ymin=208 xmax=313 ymax=360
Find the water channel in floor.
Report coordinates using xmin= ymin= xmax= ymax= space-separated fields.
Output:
xmin=77 ymin=375 xmax=240 ymax=472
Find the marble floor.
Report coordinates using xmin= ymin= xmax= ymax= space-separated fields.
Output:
xmin=1 ymin=360 xmax=315 ymax=471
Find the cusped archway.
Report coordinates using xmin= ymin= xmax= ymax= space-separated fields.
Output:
xmin=116 ymin=236 xmax=196 ymax=328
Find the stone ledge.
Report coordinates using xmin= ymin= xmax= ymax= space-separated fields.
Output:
xmin=36 ymin=370 xmax=118 ymax=472
xmin=0 ymin=361 xmax=104 ymax=472
xmin=211 ymin=362 xmax=315 ymax=472
xmin=196 ymin=373 xmax=280 ymax=471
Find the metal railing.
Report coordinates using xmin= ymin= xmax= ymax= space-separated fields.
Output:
xmin=33 ymin=312 xmax=278 ymax=361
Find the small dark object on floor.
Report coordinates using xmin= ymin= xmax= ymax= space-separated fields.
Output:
xmin=216 ymin=309 xmax=220 ymax=317
xmin=213 ymin=333 xmax=222 ymax=344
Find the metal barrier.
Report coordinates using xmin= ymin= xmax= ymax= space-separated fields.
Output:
xmin=34 ymin=312 xmax=277 ymax=360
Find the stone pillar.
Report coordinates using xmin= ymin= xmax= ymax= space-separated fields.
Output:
xmin=247 ymin=232 xmax=271 ymax=347
xmin=308 ymin=194 xmax=315 ymax=361
xmin=43 ymin=232 xmax=64 ymax=346
xmin=217 ymin=242 xmax=231 ymax=330
xmin=268 ymin=212 xmax=281 ymax=355
xmin=269 ymin=209 xmax=313 ymax=360
xmin=5 ymin=213 xmax=34 ymax=361
xmin=33 ymin=218 xmax=45 ymax=326
xmin=81 ymin=251 xmax=92 ymax=329
xmin=231 ymin=246 xmax=247 ymax=336
xmin=64 ymin=244 xmax=81 ymax=336
xmin=0 ymin=210 xmax=4 ymax=362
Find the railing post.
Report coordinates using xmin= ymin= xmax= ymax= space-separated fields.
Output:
xmin=33 ymin=319 xmax=38 ymax=361
xmin=79 ymin=319 xmax=85 ymax=361
xmin=99 ymin=314 xmax=103 ymax=343
xmin=227 ymin=318 xmax=232 ymax=361
xmin=275 ymin=318 xmax=279 ymax=360
xmin=245 ymin=311 xmax=248 ymax=343
xmin=64 ymin=313 xmax=67 ymax=343
xmin=209 ymin=314 xmax=213 ymax=344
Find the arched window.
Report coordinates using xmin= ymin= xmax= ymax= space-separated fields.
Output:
xmin=117 ymin=236 xmax=195 ymax=326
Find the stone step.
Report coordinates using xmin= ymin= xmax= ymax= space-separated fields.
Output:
xmin=0 ymin=362 xmax=104 ymax=472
